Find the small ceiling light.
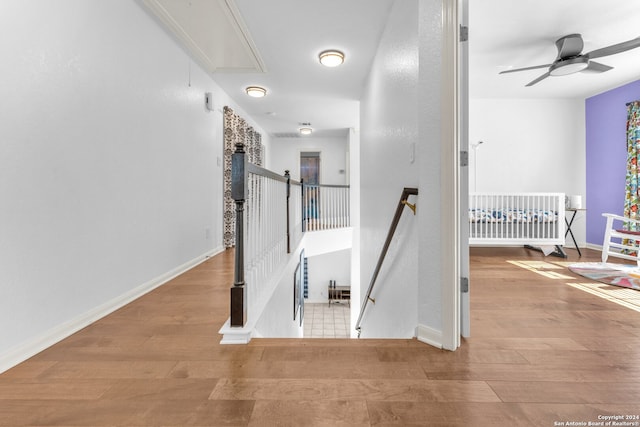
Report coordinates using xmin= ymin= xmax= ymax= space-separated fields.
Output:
xmin=245 ymin=86 xmax=267 ymax=98
xmin=299 ymin=127 xmax=313 ymax=135
xmin=319 ymin=50 xmax=345 ymax=67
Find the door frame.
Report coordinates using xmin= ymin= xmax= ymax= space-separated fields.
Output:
xmin=440 ymin=0 xmax=468 ymax=350
xmin=459 ymin=0 xmax=470 ymax=338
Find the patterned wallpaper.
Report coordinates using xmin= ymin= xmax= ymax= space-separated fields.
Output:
xmin=223 ymin=106 xmax=264 ymax=248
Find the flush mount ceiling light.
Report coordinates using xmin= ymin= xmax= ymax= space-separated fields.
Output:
xmin=299 ymin=127 xmax=313 ymax=135
xmin=319 ymin=50 xmax=345 ymax=67
xmin=245 ymin=86 xmax=267 ymax=98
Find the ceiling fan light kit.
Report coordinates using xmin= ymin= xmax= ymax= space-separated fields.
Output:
xmin=549 ymin=56 xmax=589 ymax=76
xmin=500 ymin=33 xmax=640 ymax=86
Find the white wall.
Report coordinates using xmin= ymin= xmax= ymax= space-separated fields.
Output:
xmin=348 ymin=128 xmax=361 ymax=336
xmin=359 ymin=0 xmax=421 ymax=338
xmin=268 ymin=136 xmax=348 ymax=184
xmin=416 ymin=0 xmax=446 ymax=338
xmin=0 ymin=0 xmax=267 ymax=370
xmin=469 ymin=98 xmax=587 ymax=246
xmin=235 ymin=228 xmax=353 ymax=340
xmin=252 ymin=245 xmax=305 ymax=339
xmin=306 ymin=249 xmax=351 ymax=303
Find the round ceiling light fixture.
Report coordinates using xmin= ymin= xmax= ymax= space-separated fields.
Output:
xmin=299 ymin=127 xmax=313 ymax=135
xmin=319 ymin=50 xmax=345 ymax=67
xmin=245 ymin=86 xmax=267 ymax=98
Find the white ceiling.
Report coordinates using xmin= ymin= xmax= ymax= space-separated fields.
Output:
xmin=143 ymin=0 xmax=640 ymax=138
xmin=470 ymin=0 xmax=640 ymax=99
xmin=213 ymin=0 xmax=396 ymax=138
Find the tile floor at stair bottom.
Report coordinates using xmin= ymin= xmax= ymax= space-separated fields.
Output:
xmin=303 ymin=303 xmax=350 ymax=338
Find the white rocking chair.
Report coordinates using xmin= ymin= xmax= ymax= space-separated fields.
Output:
xmin=601 ymin=213 xmax=640 ymax=265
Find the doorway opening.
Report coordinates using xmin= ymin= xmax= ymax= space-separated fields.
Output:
xmin=300 ymin=152 xmax=320 ymax=185
xmin=301 ymin=152 xmax=321 ymax=224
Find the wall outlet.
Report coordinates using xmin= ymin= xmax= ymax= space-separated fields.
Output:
xmin=205 ymin=227 xmax=211 ymax=240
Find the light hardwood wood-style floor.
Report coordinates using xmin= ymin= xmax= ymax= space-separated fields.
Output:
xmin=1 ymin=247 xmax=640 ymax=426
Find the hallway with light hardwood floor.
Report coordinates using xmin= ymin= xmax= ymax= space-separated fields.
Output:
xmin=1 ymin=247 xmax=639 ymax=426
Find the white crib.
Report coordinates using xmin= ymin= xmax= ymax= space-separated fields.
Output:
xmin=469 ymin=192 xmax=566 ymax=251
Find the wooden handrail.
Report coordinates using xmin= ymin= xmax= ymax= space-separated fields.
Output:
xmin=305 ymin=183 xmax=350 ymax=189
xmin=355 ymin=187 xmax=418 ymax=337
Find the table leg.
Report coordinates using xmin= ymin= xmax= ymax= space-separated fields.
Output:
xmin=564 ymin=210 xmax=581 ymax=257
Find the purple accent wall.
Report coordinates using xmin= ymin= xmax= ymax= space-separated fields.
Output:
xmin=586 ymin=79 xmax=640 ymax=245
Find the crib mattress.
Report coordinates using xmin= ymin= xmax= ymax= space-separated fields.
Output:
xmin=469 ymin=208 xmax=558 ymax=223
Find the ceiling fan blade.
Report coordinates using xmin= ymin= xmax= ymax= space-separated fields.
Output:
xmin=525 ymin=72 xmax=551 ymax=87
xmin=581 ymin=61 xmax=613 ymax=74
xmin=499 ymin=64 xmax=551 ymax=74
xmin=587 ymin=36 xmax=640 ymax=59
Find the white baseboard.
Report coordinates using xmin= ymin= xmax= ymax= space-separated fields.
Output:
xmin=416 ymin=324 xmax=443 ymax=349
xmin=0 ymin=247 xmax=223 ymax=374
xmin=305 ymin=298 xmax=329 ymax=304
xmin=586 ymin=242 xmax=603 ymax=251
xmin=218 ymin=319 xmax=253 ymax=344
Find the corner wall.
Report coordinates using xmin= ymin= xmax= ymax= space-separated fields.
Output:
xmin=306 ymin=249 xmax=351 ymax=303
xmin=416 ymin=0 xmax=446 ymax=341
xmin=585 ymin=80 xmax=640 ymax=246
xmin=359 ymin=0 xmax=420 ymax=338
xmin=268 ymin=136 xmax=349 ymax=185
xmin=469 ymin=98 xmax=587 ymax=246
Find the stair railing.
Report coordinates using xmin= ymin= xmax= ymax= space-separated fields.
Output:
xmin=230 ymin=143 xmax=293 ymax=327
xmin=355 ymin=187 xmax=418 ymax=337
xmin=303 ymin=184 xmax=351 ymax=231
xmin=229 ymin=142 xmax=348 ymax=327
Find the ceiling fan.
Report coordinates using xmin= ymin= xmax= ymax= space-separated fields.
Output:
xmin=500 ymin=33 xmax=640 ymax=86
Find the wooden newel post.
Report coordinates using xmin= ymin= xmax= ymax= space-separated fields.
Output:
xmin=285 ymin=170 xmax=291 ymax=254
xmin=230 ymin=143 xmax=247 ymax=327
